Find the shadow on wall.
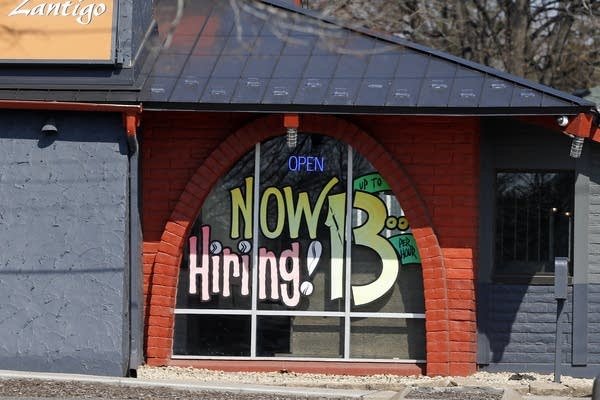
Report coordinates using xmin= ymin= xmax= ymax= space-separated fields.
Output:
xmin=478 ymin=279 xmax=571 ymax=369
xmin=0 ymin=110 xmax=128 ymax=155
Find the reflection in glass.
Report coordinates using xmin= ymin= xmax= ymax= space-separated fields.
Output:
xmin=495 ymin=171 xmax=574 ymax=276
xmin=177 ymin=148 xmax=255 ymax=310
xmin=258 ymin=134 xmax=347 ymax=312
xmin=257 ymin=316 xmax=343 ymax=358
xmin=173 ymin=315 xmax=251 ymax=356
xmin=351 ymin=317 xmax=426 ymax=359
xmin=351 ymin=150 xmax=424 ymax=312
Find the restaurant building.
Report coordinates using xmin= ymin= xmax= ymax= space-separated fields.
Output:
xmin=1 ymin=0 xmax=599 ymax=377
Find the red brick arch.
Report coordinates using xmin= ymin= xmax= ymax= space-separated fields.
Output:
xmin=145 ymin=114 xmax=451 ymax=376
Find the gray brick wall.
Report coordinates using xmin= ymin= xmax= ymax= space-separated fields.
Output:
xmin=483 ymin=283 xmax=600 ymax=375
xmin=0 ymin=110 xmax=130 ymax=376
xmin=485 ymin=285 xmax=572 ymax=365
xmin=588 ymin=282 xmax=600 ymax=356
xmin=588 ymin=143 xmax=600 ymax=283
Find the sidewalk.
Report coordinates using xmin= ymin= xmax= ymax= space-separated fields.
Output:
xmin=0 ymin=369 xmax=593 ymax=399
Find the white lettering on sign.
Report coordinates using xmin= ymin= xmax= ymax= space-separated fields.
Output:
xmin=8 ymin=0 xmax=107 ymax=25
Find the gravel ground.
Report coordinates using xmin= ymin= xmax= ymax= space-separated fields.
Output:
xmin=137 ymin=366 xmax=593 ymax=393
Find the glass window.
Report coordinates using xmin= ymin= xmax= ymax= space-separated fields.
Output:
xmin=174 ymin=134 xmax=425 ymax=362
xmin=494 ymin=171 xmax=574 ymax=278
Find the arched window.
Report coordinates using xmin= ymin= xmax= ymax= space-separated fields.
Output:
xmin=174 ymin=134 xmax=425 ymax=362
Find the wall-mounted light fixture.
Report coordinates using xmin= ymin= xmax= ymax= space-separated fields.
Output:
xmin=40 ymin=117 xmax=58 ymax=135
xmin=284 ymin=113 xmax=300 ymax=149
xmin=570 ymin=136 xmax=584 ymax=158
xmin=556 ymin=114 xmax=586 ymax=158
xmin=559 ymin=111 xmax=599 ymax=159
xmin=286 ymin=127 xmax=298 ymax=148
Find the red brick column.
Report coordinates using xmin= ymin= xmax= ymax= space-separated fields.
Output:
xmin=143 ymin=114 xmax=458 ymax=376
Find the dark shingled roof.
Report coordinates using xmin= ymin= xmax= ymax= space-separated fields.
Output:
xmin=0 ymin=0 xmax=596 ymax=115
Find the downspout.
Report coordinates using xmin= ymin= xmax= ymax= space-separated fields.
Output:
xmin=0 ymin=100 xmax=144 ymax=375
xmin=128 ymin=130 xmax=143 ymax=376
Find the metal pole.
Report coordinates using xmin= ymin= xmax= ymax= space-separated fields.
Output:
xmin=554 ymin=298 xmax=564 ymax=383
xmin=553 ymin=257 xmax=569 ymax=384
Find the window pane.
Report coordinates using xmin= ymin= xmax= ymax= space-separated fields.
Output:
xmin=350 ymin=317 xmax=426 ymax=359
xmin=495 ymin=171 xmax=574 ymax=276
xmin=351 ymin=153 xmax=424 ymax=312
xmin=257 ymin=134 xmax=348 ymax=312
xmin=257 ymin=316 xmax=343 ymax=358
xmin=177 ymin=149 xmax=256 ymax=310
xmin=173 ymin=315 xmax=251 ymax=356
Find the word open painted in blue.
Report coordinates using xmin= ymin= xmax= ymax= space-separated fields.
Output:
xmin=288 ymin=156 xmax=325 ymax=172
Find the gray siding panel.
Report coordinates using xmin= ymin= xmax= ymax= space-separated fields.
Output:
xmin=484 ymin=285 xmax=572 ymax=365
xmin=479 ymin=119 xmax=600 ymax=376
xmin=0 ymin=111 xmax=129 ymax=376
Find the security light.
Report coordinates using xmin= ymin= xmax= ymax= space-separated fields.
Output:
xmin=557 ymin=116 xmax=569 ymax=127
xmin=41 ymin=118 xmax=58 ymax=135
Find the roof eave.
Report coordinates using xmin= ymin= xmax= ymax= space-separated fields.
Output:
xmin=140 ymin=102 xmax=592 ymax=116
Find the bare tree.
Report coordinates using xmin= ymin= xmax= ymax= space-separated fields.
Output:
xmin=303 ymin=0 xmax=600 ymax=93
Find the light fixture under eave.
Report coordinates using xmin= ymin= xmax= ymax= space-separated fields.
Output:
xmin=570 ymin=136 xmax=584 ymax=158
xmin=287 ymin=127 xmax=297 ymax=148
xmin=283 ymin=113 xmax=299 ymax=149
xmin=557 ymin=115 xmax=569 ymax=127
xmin=41 ymin=118 xmax=58 ymax=135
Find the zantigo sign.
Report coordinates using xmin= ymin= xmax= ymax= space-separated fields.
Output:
xmin=0 ymin=0 xmax=116 ymax=62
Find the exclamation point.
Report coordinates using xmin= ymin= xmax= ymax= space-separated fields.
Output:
xmin=300 ymin=240 xmax=322 ymax=296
